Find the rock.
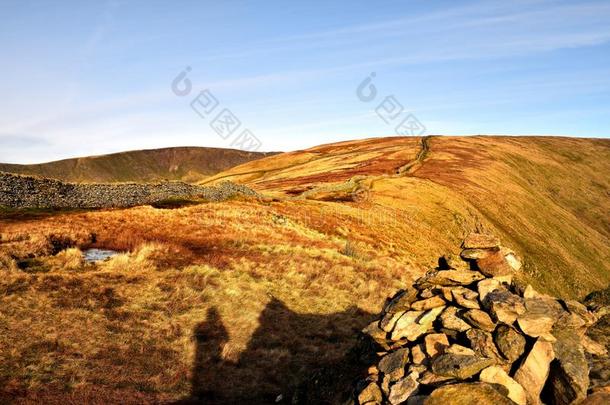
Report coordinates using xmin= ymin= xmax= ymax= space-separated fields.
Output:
xmin=406 ymin=395 xmax=426 ymax=405
xmin=494 ymin=324 xmax=526 ymax=362
xmin=418 ymin=288 xmax=436 ymax=299
xmin=417 ymin=306 xmax=445 ymax=328
xmin=503 ymin=249 xmax=522 ymax=272
xmin=563 ymin=300 xmax=597 ymax=327
xmin=418 ymin=371 xmax=454 ymax=386
xmin=411 ymin=344 xmax=427 ymax=365
xmin=462 ymin=309 xmax=496 ymax=332
xmin=415 ymin=270 xmax=485 ymax=288
xmin=363 ymin=321 xmax=390 ymax=350
xmin=380 ymin=311 xmax=406 ymax=332
xmin=547 ymin=329 xmax=589 ymax=405
xmin=581 ymin=390 xmax=610 ymax=405
xmin=388 ymin=372 xmax=419 ymax=405
xmin=391 ymin=311 xmax=424 ymax=341
xmin=446 ymin=344 xmax=476 ymax=356
xmin=424 ymin=382 xmax=515 ymax=405
xmin=461 ymin=248 xmax=493 ymax=260
xmin=462 ymin=233 xmax=501 ymax=249
xmin=480 ymin=366 xmax=527 ymax=405
xmin=438 ymin=253 xmax=470 ymax=271
xmin=477 ymin=278 xmax=503 ymax=302
xmin=475 ymin=250 xmax=516 ymax=277
xmin=424 ymin=333 xmax=450 ymax=358
xmin=431 ymin=353 xmax=495 ymax=379
xmin=451 ymin=286 xmax=480 ymax=309
xmin=483 ymin=290 xmax=525 ymax=324
xmin=513 ymin=339 xmax=555 ymax=405
xmin=466 ymin=328 xmax=504 ymax=364
xmin=439 ymin=306 xmax=471 ymax=332
xmin=378 ymin=348 xmax=410 ymax=381
xmin=358 ymin=381 xmax=382 ymax=404
xmin=581 ymin=335 xmax=607 ymax=357
xmin=410 ymin=296 xmax=446 ymax=311
xmin=408 ymin=364 xmax=428 ymax=375
xmin=517 ymin=297 xmax=565 ymax=337
xmin=384 ymin=288 xmax=418 ymax=314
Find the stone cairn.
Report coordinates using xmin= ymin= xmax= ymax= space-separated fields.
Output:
xmin=356 ymin=233 xmax=606 ymax=405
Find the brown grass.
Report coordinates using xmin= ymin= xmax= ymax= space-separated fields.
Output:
xmin=0 ymin=135 xmax=608 ymax=403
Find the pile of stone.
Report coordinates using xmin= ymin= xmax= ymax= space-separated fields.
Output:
xmin=356 ymin=233 xmax=606 ymax=405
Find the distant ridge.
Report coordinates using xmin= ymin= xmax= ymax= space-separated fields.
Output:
xmin=0 ymin=146 xmax=276 ymax=183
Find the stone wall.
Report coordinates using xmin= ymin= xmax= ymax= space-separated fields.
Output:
xmin=0 ymin=171 xmax=257 ymax=209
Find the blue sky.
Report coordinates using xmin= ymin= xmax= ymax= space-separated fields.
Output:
xmin=1 ymin=0 xmax=609 ymax=163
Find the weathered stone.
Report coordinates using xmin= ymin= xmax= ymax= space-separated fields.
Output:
xmin=451 ymin=286 xmax=480 ymax=309
xmin=513 ymin=339 xmax=555 ymax=405
xmin=410 ymin=295 xmax=446 ymax=311
xmin=480 ymin=366 xmax=527 ymax=405
xmin=378 ymin=348 xmax=410 ymax=381
xmin=503 ymin=249 xmax=522 ymax=272
xmin=463 ymin=233 xmax=501 ymax=249
xmin=517 ymin=297 xmax=565 ymax=337
xmin=424 ymin=333 xmax=450 ymax=358
xmin=466 ymin=328 xmax=504 ymax=363
xmin=476 ymin=249 xmax=516 ymax=277
xmin=581 ymin=335 xmax=608 ymax=357
xmin=411 ymin=344 xmax=427 ymax=365
xmin=581 ymin=390 xmax=610 ymax=405
xmin=388 ymin=372 xmax=419 ymax=405
xmin=417 ymin=306 xmax=445 ymax=327
xmin=483 ymin=289 xmax=525 ymax=324
xmin=431 ymin=353 xmax=495 ymax=379
xmin=446 ymin=344 xmax=475 ymax=356
xmin=461 ymin=248 xmax=493 ymax=260
xmin=439 ymin=306 xmax=471 ymax=332
xmin=415 ymin=270 xmax=485 ymax=288
xmin=548 ymin=329 xmax=589 ymax=405
xmin=462 ymin=309 xmax=496 ymax=332
xmin=418 ymin=288 xmax=435 ymax=299
xmin=418 ymin=371 xmax=454 ymax=386
xmin=384 ymin=288 xmax=418 ymax=314
xmin=357 ymin=381 xmax=382 ymax=404
xmin=438 ymin=253 xmax=471 ymax=271
xmin=477 ymin=278 xmax=503 ymax=301
xmin=380 ymin=311 xmax=405 ymax=332
xmin=406 ymin=395 xmax=426 ymax=405
xmin=494 ymin=324 xmax=526 ymax=362
xmin=391 ymin=311 xmax=424 ymax=341
xmin=363 ymin=321 xmax=390 ymax=350
xmin=425 ymin=382 xmax=515 ymax=405
xmin=408 ymin=364 xmax=428 ymax=375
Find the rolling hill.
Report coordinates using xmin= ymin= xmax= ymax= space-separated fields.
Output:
xmin=0 ymin=147 xmax=276 ymax=183
xmin=0 ymin=135 xmax=608 ymax=403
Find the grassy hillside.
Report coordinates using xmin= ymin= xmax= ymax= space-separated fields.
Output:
xmin=0 ymin=147 xmax=275 ymax=183
xmin=0 ymin=136 xmax=608 ymax=403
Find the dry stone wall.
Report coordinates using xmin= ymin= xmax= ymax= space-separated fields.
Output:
xmin=0 ymin=171 xmax=257 ymax=209
xmin=355 ymin=233 xmax=608 ymax=405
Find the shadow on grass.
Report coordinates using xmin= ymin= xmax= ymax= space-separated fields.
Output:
xmin=174 ymin=298 xmax=374 ymax=405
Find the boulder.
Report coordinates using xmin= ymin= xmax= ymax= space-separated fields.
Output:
xmin=483 ymin=290 xmax=526 ymax=324
xmin=391 ymin=311 xmax=424 ymax=341
xmin=517 ymin=297 xmax=564 ymax=338
xmin=462 ymin=309 xmax=496 ymax=332
xmin=462 ymin=233 xmax=501 ymax=249
xmin=424 ymin=333 xmax=450 ymax=358
xmin=460 ymin=248 xmax=494 ymax=260
xmin=415 ymin=270 xmax=485 ymax=288
xmin=547 ymin=330 xmax=589 ymax=405
xmin=439 ymin=306 xmax=471 ymax=332
xmin=378 ymin=348 xmax=410 ymax=382
xmin=431 ymin=354 xmax=495 ymax=379
xmin=451 ymin=286 xmax=480 ymax=309
xmin=477 ymin=278 xmax=503 ymax=301
xmin=384 ymin=288 xmax=418 ymax=314
xmin=424 ymin=382 xmax=515 ymax=405
xmin=466 ymin=328 xmax=504 ymax=364
xmin=411 ymin=296 xmax=446 ymax=311
xmin=388 ymin=372 xmax=419 ymax=405
xmin=445 ymin=344 xmax=476 ymax=356
xmin=475 ymin=249 xmax=516 ymax=277
xmin=380 ymin=311 xmax=406 ymax=332
xmin=358 ymin=381 xmax=382 ymax=404
xmin=513 ymin=339 xmax=555 ymax=405
xmin=410 ymin=344 xmax=427 ymax=365
xmin=494 ymin=324 xmax=526 ymax=362
xmin=480 ymin=365 xmax=527 ymax=405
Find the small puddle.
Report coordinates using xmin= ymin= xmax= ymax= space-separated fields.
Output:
xmin=83 ymin=248 xmax=119 ymax=263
